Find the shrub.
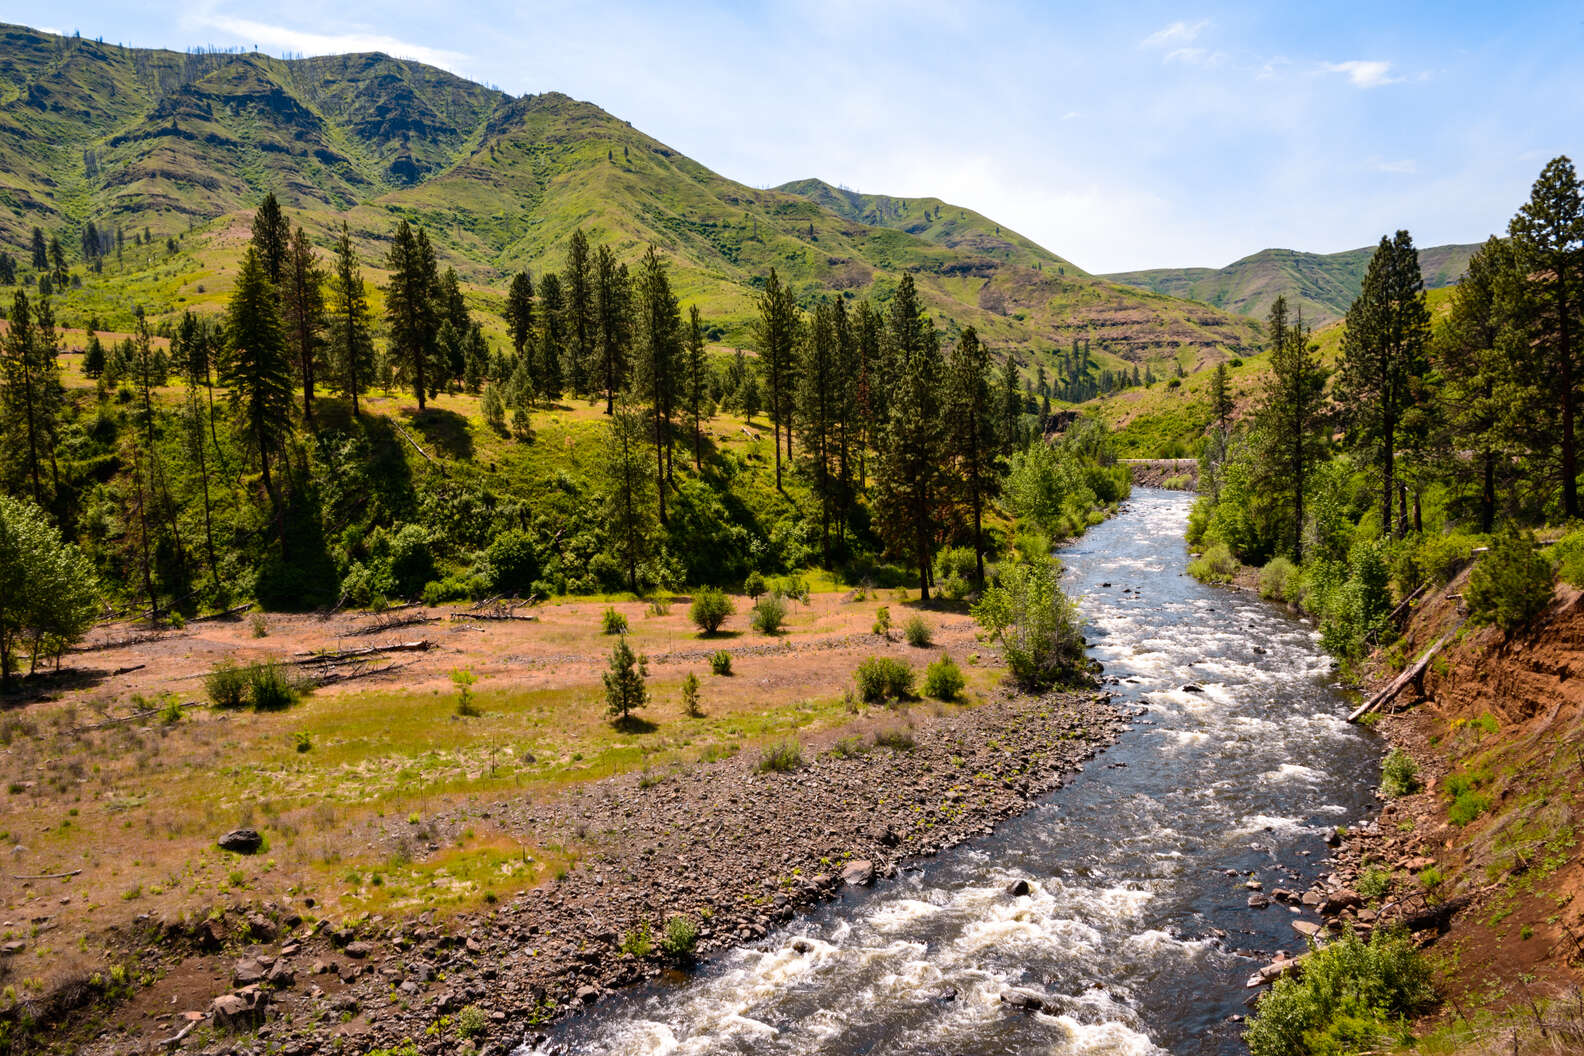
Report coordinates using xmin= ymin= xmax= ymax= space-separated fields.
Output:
xmin=603 ymin=637 xmax=649 ymax=722
xmin=681 ymin=672 xmax=702 ymax=717
xmin=601 ymin=607 xmax=629 ymax=635
xmin=1244 ymin=928 xmax=1434 ymax=1056
xmin=750 ymin=593 xmax=788 ymax=635
xmin=250 ymin=612 xmax=269 ymax=638
xmin=873 ymin=725 xmax=916 ymax=751
xmin=757 ymin=738 xmax=802 ymax=772
xmin=1258 ymin=557 xmax=1298 ymax=602
xmin=923 ymin=654 xmax=965 ymax=701
xmin=709 ymin=650 xmax=732 ymax=676
xmin=387 ymin=524 xmax=436 ymax=597
xmin=1188 ymin=543 xmax=1238 ymax=584
xmin=744 ymin=571 xmax=766 ymax=599
xmin=828 ymin=735 xmax=866 ymax=759
xmin=484 ymin=529 xmax=540 ymax=595
xmin=1466 ymin=530 xmax=1554 ymax=634
xmin=455 ymin=1004 xmax=487 ymax=1039
xmin=872 ymin=605 xmax=892 ymax=636
xmin=619 ymin=922 xmax=654 ymax=956
xmin=1417 ymin=530 xmax=1482 ymax=587
xmin=972 ymin=558 xmax=1085 ymax=690
xmin=689 ymin=588 xmax=734 ymax=635
xmin=1357 ymin=864 xmax=1392 ymax=902
xmin=774 ymin=575 xmax=810 ymax=603
xmin=1554 ymin=527 xmax=1584 ymax=588
xmin=205 ymin=659 xmax=249 ymax=710
xmin=1317 ymin=542 xmax=1393 ymax=661
xmin=937 ymin=546 xmax=978 ymax=582
xmin=1380 ymin=750 xmax=1420 ymax=798
xmin=903 ymin=614 xmax=932 ymax=647
xmin=940 ymin=573 xmax=971 ymax=601
xmin=451 ymin=667 xmax=480 ymax=717
xmin=661 ymin=915 xmax=699 ymax=961
xmin=247 ymin=660 xmax=300 ymax=711
xmin=1445 ymin=770 xmax=1492 ymax=826
xmin=855 ymin=656 xmax=914 ymax=703
xmin=293 ymin=731 xmax=312 ymax=753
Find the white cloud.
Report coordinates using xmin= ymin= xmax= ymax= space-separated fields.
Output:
xmin=1142 ymin=19 xmax=1208 ymax=48
xmin=186 ymin=12 xmax=467 ymax=70
xmin=1323 ymin=60 xmax=1400 ymax=88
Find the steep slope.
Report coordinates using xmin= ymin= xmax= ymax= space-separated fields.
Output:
xmin=0 ymin=21 xmax=1259 ymax=363
xmin=1104 ymin=242 xmax=1478 ymax=325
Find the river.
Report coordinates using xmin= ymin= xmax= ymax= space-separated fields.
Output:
xmin=528 ymin=488 xmax=1383 ymax=1055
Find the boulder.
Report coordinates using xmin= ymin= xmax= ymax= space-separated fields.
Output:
xmin=343 ymin=940 xmax=373 ymax=959
xmin=841 ymin=860 xmax=875 ymax=887
xmin=1320 ymin=889 xmax=1361 ymax=916
xmin=1005 ymin=878 xmax=1032 ymax=897
xmin=232 ymin=958 xmax=266 ymax=987
xmin=266 ymin=960 xmax=295 ymax=988
xmin=210 ymin=985 xmax=267 ymax=1031
xmin=1000 ymin=988 xmax=1045 ymax=1012
xmin=218 ymin=829 xmax=263 ymax=855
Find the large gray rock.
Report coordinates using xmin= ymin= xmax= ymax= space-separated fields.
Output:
xmin=218 ymin=829 xmax=263 ymax=854
xmin=840 ymin=860 xmax=875 ymax=887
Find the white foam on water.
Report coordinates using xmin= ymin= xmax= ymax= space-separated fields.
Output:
xmin=1263 ymin=762 xmax=1324 ymax=783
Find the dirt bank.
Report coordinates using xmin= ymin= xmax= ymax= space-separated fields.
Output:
xmin=49 ymin=685 xmax=1125 ymax=1055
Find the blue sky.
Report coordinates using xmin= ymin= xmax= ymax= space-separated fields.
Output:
xmin=11 ymin=1 xmax=1582 ymax=272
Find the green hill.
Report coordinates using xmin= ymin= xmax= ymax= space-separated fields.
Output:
xmin=0 ymin=23 xmax=1258 ymax=367
xmin=1103 ymin=242 xmax=1478 ymax=326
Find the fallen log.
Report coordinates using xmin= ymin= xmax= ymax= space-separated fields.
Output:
xmin=70 ymin=701 xmax=202 ymax=732
xmin=294 ymin=640 xmax=432 ymax=660
xmin=348 ymin=612 xmax=436 ymax=636
xmin=309 ymin=660 xmax=416 ymax=686
xmin=1348 ymin=631 xmax=1454 ymax=723
xmin=190 ymin=603 xmax=254 ymax=623
xmin=10 ymin=869 xmax=83 ymax=881
xmin=451 ymin=611 xmax=537 ymax=622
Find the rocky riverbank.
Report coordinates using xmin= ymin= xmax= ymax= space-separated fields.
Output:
xmin=68 ymin=687 xmax=1126 ymax=1056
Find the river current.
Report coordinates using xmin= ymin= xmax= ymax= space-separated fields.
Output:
xmin=530 ymin=488 xmax=1383 ymax=1055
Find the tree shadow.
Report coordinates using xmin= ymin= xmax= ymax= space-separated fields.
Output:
xmin=697 ymin=630 xmax=744 ymax=640
xmin=611 ymin=714 xmax=658 ymax=735
xmin=404 ymin=407 xmax=474 ymax=461
xmin=2 ymin=666 xmax=118 ymax=708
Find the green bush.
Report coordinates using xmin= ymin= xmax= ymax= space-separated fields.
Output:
xmin=681 ymin=672 xmax=702 ymax=717
xmin=246 ymin=660 xmax=301 ymax=712
xmin=971 ymin=558 xmax=1085 ymax=689
xmin=744 ymin=571 xmax=766 ymax=599
xmin=1380 ymin=750 xmax=1420 ymax=798
xmin=619 ymin=921 xmax=654 ymax=956
xmin=1258 ymin=557 xmax=1298 ymax=602
xmin=601 ymin=607 xmax=629 ymax=635
xmin=873 ymin=725 xmax=916 ymax=751
xmin=750 ymin=593 xmax=788 ymax=635
xmin=455 ymin=1004 xmax=487 ymax=1039
xmin=1317 ymin=542 xmax=1392 ymax=661
xmin=1554 ymin=527 xmax=1584 ymax=588
xmin=1188 ymin=543 xmax=1238 ymax=584
xmin=855 ymin=656 xmax=914 ymax=703
xmin=689 ymin=588 xmax=734 ymax=635
xmin=1357 ymin=864 xmax=1392 ymax=902
xmin=1244 ymin=928 xmax=1434 ymax=1056
xmin=1466 ymin=530 xmax=1554 ymax=634
xmin=872 ymin=605 xmax=891 ymax=635
xmin=661 ymin=915 xmax=699 ymax=960
xmin=205 ymin=659 xmax=250 ymax=710
xmin=923 ymin=654 xmax=965 ymax=701
xmin=903 ymin=614 xmax=932 ymax=647
xmin=386 ymin=524 xmax=436 ymax=598
xmin=1416 ymin=531 xmax=1482 ymax=587
xmin=709 ymin=650 xmax=732 ymax=676
xmin=1445 ymin=770 xmax=1492 ymax=826
xmin=757 ymin=738 xmax=802 ymax=772
xmin=484 ymin=529 xmax=540 ymax=595
xmin=936 ymin=546 xmax=978 ymax=582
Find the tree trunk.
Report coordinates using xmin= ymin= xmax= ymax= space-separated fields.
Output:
xmin=1381 ymin=420 xmax=1396 ymax=539
xmin=1481 ymin=447 xmax=1495 ymax=533
xmin=1559 ymin=275 xmax=1577 ymax=518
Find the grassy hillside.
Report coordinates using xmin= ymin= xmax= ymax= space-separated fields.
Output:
xmin=0 ymin=22 xmax=1258 ymax=367
xmin=1104 ymin=242 xmax=1477 ymax=326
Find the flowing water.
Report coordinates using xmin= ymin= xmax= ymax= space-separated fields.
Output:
xmin=528 ymin=489 xmax=1382 ymax=1055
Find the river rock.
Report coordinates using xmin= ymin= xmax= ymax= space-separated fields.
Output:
xmin=1247 ymin=893 xmax=1271 ymax=909
xmin=1000 ymin=988 xmax=1046 ymax=1012
xmin=841 ymin=860 xmax=875 ymax=887
xmin=1321 ymin=889 xmax=1361 ymax=915
xmin=1005 ymin=878 xmax=1032 ymax=897
xmin=218 ymin=829 xmax=263 ymax=854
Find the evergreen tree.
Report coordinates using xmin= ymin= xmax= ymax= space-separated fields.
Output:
xmin=327 ymin=222 xmax=375 ymax=418
xmin=174 ymin=312 xmax=221 ymax=591
xmin=1337 ymin=231 xmax=1432 ymax=538
xmin=30 ymin=227 xmax=47 ymax=271
xmin=537 ymin=271 xmax=565 ymax=400
xmin=605 ymin=399 xmax=657 ymax=593
xmin=798 ymin=300 xmax=840 ymax=564
xmin=48 ymin=237 xmax=67 ymax=289
xmin=0 ymin=290 xmax=63 ymax=506
xmin=250 ymin=192 xmax=290 ymax=285
xmin=385 ymin=220 xmax=439 ymax=410
xmin=1507 ymin=155 xmax=1584 ymax=518
xmin=875 ymin=276 xmax=946 ymax=600
xmin=0 ymin=251 xmax=14 ymax=286
xmin=223 ymin=246 xmax=294 ymax=510
xmin=946 ymin=326 xmax=1001 ymax=584
xmin=436 ymin=267 xmax=470 ymax=386
xmin=1210 ymin=361 xmax=1233 ymax=431
xmin=563 ymin=230 xmax=596 ymax=397
xmin=282 ymin=227 xmax=325 ymax=426
xmin=635 ymin=245 xmax=681 ymax=518
xmin=593 ymin=245 xmax=631 ymax=415
xmin=685 ymin=304 xmax=708 ymax=471
xmin=999 ymin=353 xmax=1023 ymax=455
xmin=754 ymin=268 xmax=800 ymax=488
xmin=1257 ymin=297 xmax=1328 ymax=560
xmin=602 ymin=636 xmax=649 ymax=723
xmin=505 ymin=270 xmax=536 ymax=397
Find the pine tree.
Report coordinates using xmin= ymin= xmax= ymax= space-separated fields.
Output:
xmin=798 ymin=300 xmax=840 ymax=564
xmin=1210 ymin=361 xmax=1233 ymax=431
xmin=563 ymin=230 xmax=596 ymax=397
xmin=753 ymin=268 xmax=800 ymax=488
xmin=1258 ymin=296 xmax=1328 ymax=560
xmin=385 ymin=220 xmax=439 ymax=410
xmin=999 ymin=353 xmax=1023 ymax=455
xmin=1507 ymin=155 xmax=1584 ymax=518
xmin=436 ymin=267 xmax=470 ymax=387
xmin=875 ymin=277 xmax=946 ymax=600
xmin=1338 ymin=231 xmax=1432 ymax=538
xmin=174 ymin=312 xmax=220 ymax=590
xmin=0 ymin=290 xmax=63 ymax=505
xmin=223 ymin=246 xmax=294 ymax=510
xmin=946 ymin=326 xmax=1001 ymax=584
xmin=282 ymin=227 xmax=325 ymax=427
xmin=685 ymin=304 xmax=707 ymax=470
xmin=537 ymin=271 xmax=565 ymax=400
xmin=30 ymin=227 xmax=47 ymax=271
xmin=0 ymin=251 xmax=14 ymax=286
xmin=250 ymin=192 xmax=290 ymax=285
xmin=593 ymin=245 xmax=631 ymax=415
xmin=602 ymin=636 xmax=649 ymax=723
xmin=605 ymin=399 xmax=657 ymax=593
xmin=48 ymin=237 xmax=67 ymax=289
xmin=327 ymin=222 xmax=374 ymax=418
xmin=635 ymin=246 xmax=681 ymax=522
xmin=505 ymin=270 xmax=536 ymax=398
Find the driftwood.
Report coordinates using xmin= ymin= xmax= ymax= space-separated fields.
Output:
xmin=349 ymin=610 xmax=436 ymax=635
xmin=71 ymin=701 xmax=202 ymax=732
xmin=308 ymin=659 xmax=416 ymax=686
xmin=1389 ymin=892 xmax=1471 ymax=934
xmin=10 ymin=869 xmax=83 ymax=880
xmin=294 ymin=640 xmax=432 ymax=661
xmin=1348 ymin=631 xmax=1455 ymax=723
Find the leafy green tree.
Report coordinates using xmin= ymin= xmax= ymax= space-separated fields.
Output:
xmin=754 ymin=268 xmax=801 ymax=488
xmin=1466 ymin=530 xmax=1555 ymax=634
xmin=1337 ymin=231 xmax=1432 ymax=538
xmin=385 ymin=220 xmax=439 ymax=410
xmin=224 ymin=246 xmax=294 ymax=510
xmin=602 ymin=635 xmax=649 ymax=723
xmin=250 ymin=192 xmax=290 ymax=285
xmin=282 ymin=227 xmax=325 ymax=427
xmin=327 ymin=222 xmax=374 ymax=418
xmin=0 ymin=494 xmax=97 ymax=692
xmin=1507 ymin=155 xmax=1584 ymax=518
xmin=946 ymin=326 xmax=1002 ymax=583
xmin=972 ymin=557 xmax=1084 ymax=689
xmin=1 ymin=290 xmax=62 ymax=505
xmin=874 ymin=275 xmax=945 ymax=599
xmin=1258 ymin=296 xmax=1328 ymax=560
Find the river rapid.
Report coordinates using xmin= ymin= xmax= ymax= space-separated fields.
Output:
xmin=529 ymin=488 xmax=1382 ymax=1055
